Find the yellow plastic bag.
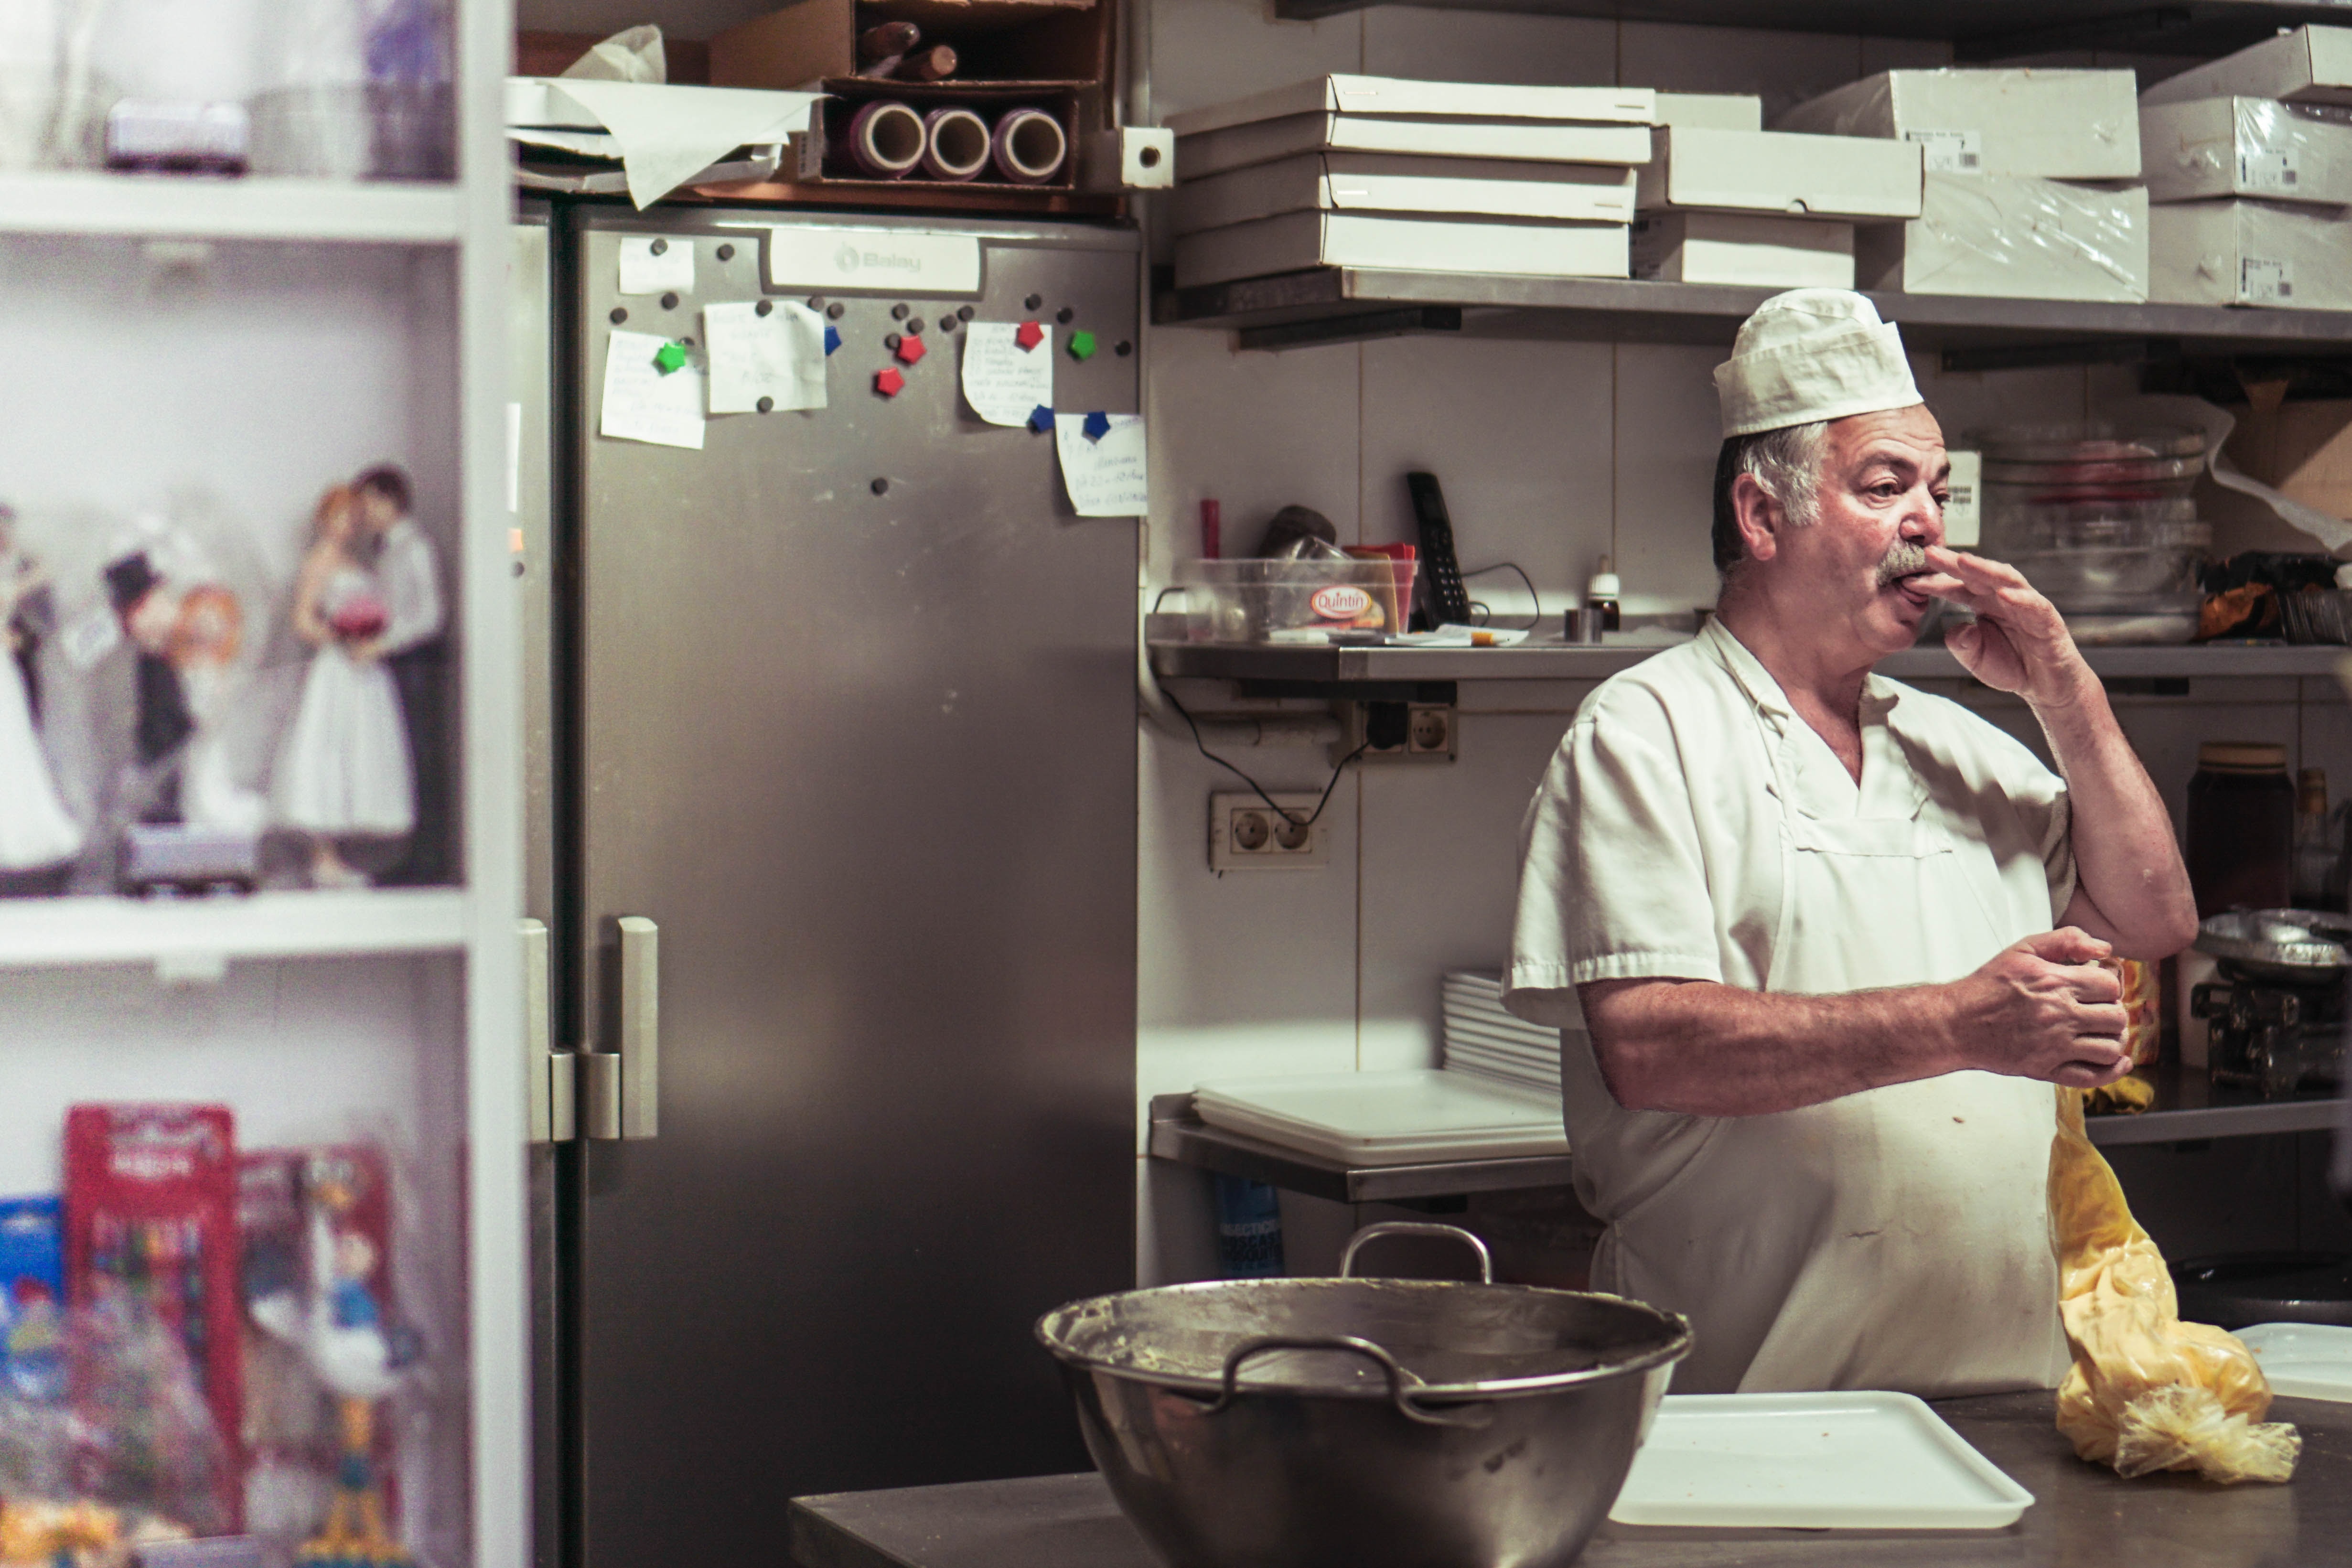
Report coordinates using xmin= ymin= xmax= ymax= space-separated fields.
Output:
xmin=2049 ymin=1086 xmax=2300 ymax=1484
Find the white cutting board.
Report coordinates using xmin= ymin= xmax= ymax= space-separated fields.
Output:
xmin=1610 ymin=1392 xmax=2034 ymax=1529
xmin=2238 ymin=1322 xmax=2352 ymax=1402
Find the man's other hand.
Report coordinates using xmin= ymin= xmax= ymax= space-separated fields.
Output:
xmin=1951 ymin=927 xmax=2133 ymax=1088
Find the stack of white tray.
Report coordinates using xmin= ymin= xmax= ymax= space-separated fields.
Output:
xmin=1193 ymin=1069 xmax=1568 ymax=1167
xmin=1165 ymin=75 xmax=1658 ymax=289
xmin=1441 ymin=971 xmax=1566 ymax=1096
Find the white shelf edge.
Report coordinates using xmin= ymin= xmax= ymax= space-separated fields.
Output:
xmin=0 ymin=172 xmax=466 ymax=243
xmin=0 ymin=888 xmax=470 ymax=968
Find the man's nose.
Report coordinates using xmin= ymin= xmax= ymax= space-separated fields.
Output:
xmin=1902 ymin=483 xmax=1944 ymax=547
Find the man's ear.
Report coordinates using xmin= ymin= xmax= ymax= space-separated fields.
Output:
xmin=1729 ymin=473 xmax=1782 ymax=565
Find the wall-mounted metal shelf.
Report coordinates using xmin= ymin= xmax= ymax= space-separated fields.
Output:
xmin=1154 ymin=269 xmax=2352 ymax=359
xmin=1150 ymin=1072 xmax=2341 ymax=1206
xmin=1149 ymin=637 xmax=2352 ymax=694
xmin=1269 ymin=0 xmax=2348 ymax=63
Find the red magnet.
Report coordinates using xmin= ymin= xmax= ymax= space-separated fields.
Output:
xmin=1014 ymin=320 xmax=1044 ymax=350
xmin=895 ymin=334 xmax=928 ymax=365
xmin=874 ymin=367 xmax=906 ymax=397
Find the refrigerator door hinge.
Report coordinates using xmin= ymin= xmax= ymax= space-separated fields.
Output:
xmin=523 ymin=919 xmax=576 ymax=1144
xmin=583 ymin=915 xmax=659 ymax=1140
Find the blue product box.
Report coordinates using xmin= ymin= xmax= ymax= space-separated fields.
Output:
xmin=0 ymin=1196 xmax=64 ymax=1400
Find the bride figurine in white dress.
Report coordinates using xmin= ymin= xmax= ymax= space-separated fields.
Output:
xmin=0 ymin=510 xmax=81 ymax=884
xmin=273 ymin=486 xmax=413 ymax=889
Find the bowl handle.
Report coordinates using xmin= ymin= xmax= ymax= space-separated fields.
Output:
xmin=1341 ymin=1222 xmax=1494 ymax=1285
xmin=1206 ymin=1334 xmax=1492 ymax=1428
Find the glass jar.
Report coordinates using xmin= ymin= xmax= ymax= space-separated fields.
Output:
xmin=2186 ymin=742 xmax=2294 ymax=919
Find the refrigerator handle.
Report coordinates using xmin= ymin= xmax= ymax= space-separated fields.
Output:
xmin=584 ymin=916 xmax=660 ymax=1141
xmin=522 ymin=919 xmax=576 ymax=1144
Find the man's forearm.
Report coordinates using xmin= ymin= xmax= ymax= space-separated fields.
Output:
xmin=1580 ymin=977 xmax=1965 ymax=1117
xmin=2030 ymin=671 xmax=2198 ymax=960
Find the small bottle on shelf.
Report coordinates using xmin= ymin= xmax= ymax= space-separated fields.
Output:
xmin=1585 ymin=556 xmax=1621 ymax=633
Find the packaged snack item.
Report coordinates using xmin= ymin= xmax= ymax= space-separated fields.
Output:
xmin=64 ymin=1106 xmax=242 ymax=1527
xmin=0 ymin=1198 xmax=64 ymax=1401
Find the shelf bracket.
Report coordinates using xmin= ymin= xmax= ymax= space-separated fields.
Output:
xmin=1237 ymin=306 xmax=1462 ymax=353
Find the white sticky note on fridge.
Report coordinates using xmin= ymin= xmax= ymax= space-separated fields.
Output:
xmin=617 ymin=235 xmax=694 ymax=295
xmin=1055 ymin=414 xmax=1148 ymax=517
xmin=703 ymin=301 xmax=827 ymax=414
xmin=600 ymin=329 xmax=706 ymax=450
xmin=960 ymin=322 xmax=1053 ymax=426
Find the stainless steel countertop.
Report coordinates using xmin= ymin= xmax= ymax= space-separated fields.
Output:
xmin=788 ymin=1389 xmax=2350 ymax=1568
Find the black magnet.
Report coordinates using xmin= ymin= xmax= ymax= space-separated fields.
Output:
xmin=885 ymin=333 xmax=902 ymax=350
xmin=956 ymin=305 xmax=975 ymax=321
xmin=650 ymin=237 xmax=668 ymax=255
xmin=891 ymin=303 xmax=909 ymax=319
xmin=871 ymin=478 xmax=890 ymax=495
xmin=716 ymin=243 xmax=735 ymax=261
xmin=609 ymin=307 xmax=628 ymax=324
xmin=1115 ymin=340 xmax=1132 ymax=356
xmin=1055 ymin=307 xmax=1074 ymax=324
xmin=827 ymin=303 xmax=845 ymax=320
xmin=1023 ymin=293 xmax=1042 ymax=311
xmin=756 ymin=300 xmax=773 ymax=316
xmin=660 ymin=291 xmax=679 ymax=310
xmin=906 ymin=317 xmax=924 ymax=334
xmin=758 ymin=396 xmax=774 ymax=413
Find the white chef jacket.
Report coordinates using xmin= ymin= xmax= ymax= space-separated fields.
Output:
xmin=376 ymin=518 xmax=444 ymax=658
xmin=1505 ymin=617 xmax=2079 ymax=1395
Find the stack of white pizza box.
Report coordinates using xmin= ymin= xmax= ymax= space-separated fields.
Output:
xmin=1778 ymin=68 xmax=2149 ymax=302
xmin=1165 ymin=75 xmax=1660 ymax=289
xmin=1439 ymin=970 xmax=1567 ymax=1097
xmin=1631 ymin=92 xmax=1923 ymax=289
xmin=2138 ymin=26 xmax=2352 ymax=311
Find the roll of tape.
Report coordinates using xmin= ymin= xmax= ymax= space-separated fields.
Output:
xmin=921 ymin=106 xmax=991 ymax=182
xmin=845 ymin=99 xmax=925 ymax=179
xmin=992 ymin=107 xmax=1067 ymax=185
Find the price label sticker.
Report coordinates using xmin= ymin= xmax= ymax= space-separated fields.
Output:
xmin=1904 ymin=128 xmax=1983 ymax=174
xmin=2238 ymin=148 xmax=2301 ymax=193
xmin=2243 ymin=257 xmax=2294 ymax=304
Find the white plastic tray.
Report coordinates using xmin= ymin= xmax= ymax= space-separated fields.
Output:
xmin=2238 ymin=1322 xmax=2352 ymax=1402
xmin=1193 ymin=1069 xmax=1569 ymax=1166
xmin=1609 ymin=1392 xmax=2035 ymax=1529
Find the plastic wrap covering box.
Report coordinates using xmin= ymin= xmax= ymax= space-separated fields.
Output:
xmin=1631 ymin=211 xmax=1854 ymax=287
xmin=1169 ymin=152 xmax=1637 ymax=236
xmin=1635 ymin=127 xmax=1921 ymax=218
xmin=2150 ymin=199 xmax=2352 ymax=309
xmin=2141 ymin=97 xmax=2352 ymax=205
xmin=2141 ymin=26 xmax=2352 ymax=109
xmin=1856 ymin=173 xmax=2148 ymax=302
xmin=1778 ymin=69 xmax=2141 ymax=180
xmin=1172 ymin=211 xmax=1629 ymax=290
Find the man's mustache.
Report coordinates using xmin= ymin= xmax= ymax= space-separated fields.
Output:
xmin=1877 ymin=541 xmax=1931 ymax=589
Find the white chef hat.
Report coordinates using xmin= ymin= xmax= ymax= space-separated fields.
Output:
xmin=1714 ymin=289 xmax=1922 ymax=439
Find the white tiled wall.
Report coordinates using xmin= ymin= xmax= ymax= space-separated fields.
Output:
xmin=1133 ymin=2 xmax=2352 ymax=1284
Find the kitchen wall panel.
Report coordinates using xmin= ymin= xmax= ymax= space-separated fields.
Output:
xmin=1361 ymin=7 xmax=1613 ymax=86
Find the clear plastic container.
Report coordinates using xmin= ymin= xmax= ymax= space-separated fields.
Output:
xmin=1178 ymin=558 xmax=1417 ymax=644
xmin=2004 ymin=547 xmax=2204 ymax=609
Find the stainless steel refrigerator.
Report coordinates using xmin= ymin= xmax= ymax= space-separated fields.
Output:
xmin=511 ymin=204 xmax=1140 ymax=1568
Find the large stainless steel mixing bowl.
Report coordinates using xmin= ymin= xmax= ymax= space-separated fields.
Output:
xmin=1035 ymin=1224 xmax=1691 ymax=1568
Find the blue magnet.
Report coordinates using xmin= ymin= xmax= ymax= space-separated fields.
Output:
xmin=824 ymin=325 xmax=842 ymax=356
xmin=1028 ymin=405 xmax=1054 ymax=433
xmin=1082 ymin=410 xmax=1112 ymax=441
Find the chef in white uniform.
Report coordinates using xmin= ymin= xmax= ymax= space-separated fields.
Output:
xmin=1504 ymin=290 xmax=2198 ymax=1397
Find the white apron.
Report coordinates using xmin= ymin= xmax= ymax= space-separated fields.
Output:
xmin=1589 ymin=673 xmax=2071 ymax=1397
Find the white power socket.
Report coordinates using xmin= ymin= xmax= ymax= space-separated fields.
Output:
xmin=1208 ymin=792 xmax=1329 ymax=872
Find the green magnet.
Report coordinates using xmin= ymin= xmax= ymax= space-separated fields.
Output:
xmin=653 ymin=341 xmax=688 ymax=375
xmin=1067 ymin=329 xmax=1097 ymax=361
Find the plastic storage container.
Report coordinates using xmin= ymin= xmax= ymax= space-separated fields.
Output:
xmin=1178 ymin=558 xmax=1417 ymax=643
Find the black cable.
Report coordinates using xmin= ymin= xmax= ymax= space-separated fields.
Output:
xmin=1462 ymin=561 xmax=1542 ymax=631
xmin=1162 ymin=686 xmax=1369 ymax=829
xmin=1150 ymin=586 xmax=1181 ymax=612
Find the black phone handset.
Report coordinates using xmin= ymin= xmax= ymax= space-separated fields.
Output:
xmin=1405 ymin=471 xmax=1472 ymax=628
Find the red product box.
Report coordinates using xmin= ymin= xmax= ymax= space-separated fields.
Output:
xmin=65 ymin=1103 xmax=244 ymax=1525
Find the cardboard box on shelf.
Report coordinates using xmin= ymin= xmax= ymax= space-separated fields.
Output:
xmin=1177 ymin=113 xmax=1653 ymax=181
xmin=1173 ymin=210 xmax=1628 ymax=290
xmin=2140 ymin=25 xmax=2352 ymax=109
xmin=2140 ymin=96 xmax=2352 ymax=205
xmin=1855 ymin=173 xmax=2148 ymax=301
xmin=2221 ymin=393 xmax=2352 ymax=529
xmin=1163 ymin=75 xmax=1655 ymax=139
xmin=1171 ymin=152 xmax=1637 ymax=234
xmin=1655 ymin=92 xmax=1761 ymax=131
xmin=1630 ymin=211 xmax=1854 ymax=287
xmin=1636 ymin=127 xmax=1922 ymax=219
xmin=2150 ymin=198 xmax=2352 ymax=309
xmin=711 ymin=0 xmax=1109 ymax=93
xmin=1778 ymin=68 xmax=2141 ymax=180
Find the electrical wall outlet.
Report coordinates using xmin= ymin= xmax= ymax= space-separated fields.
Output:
xmin=1337 ymin=700 xmax=1457 ymax=763
xmin=1208 ymin=792 xmax=1330 ymax=872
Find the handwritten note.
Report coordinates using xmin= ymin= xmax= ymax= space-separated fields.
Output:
xmin=617 ymin=235 xmax=694 ymax=296
xmin=960 ymin=321 xmax=1053 ymax=426
xmin=600 ymin=328 xmax=706 ymax=449
xmin=1055 ymin=413 xmax=1148 ymax=517
xmin=703 ymin=301 xmax=827 ymax=414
